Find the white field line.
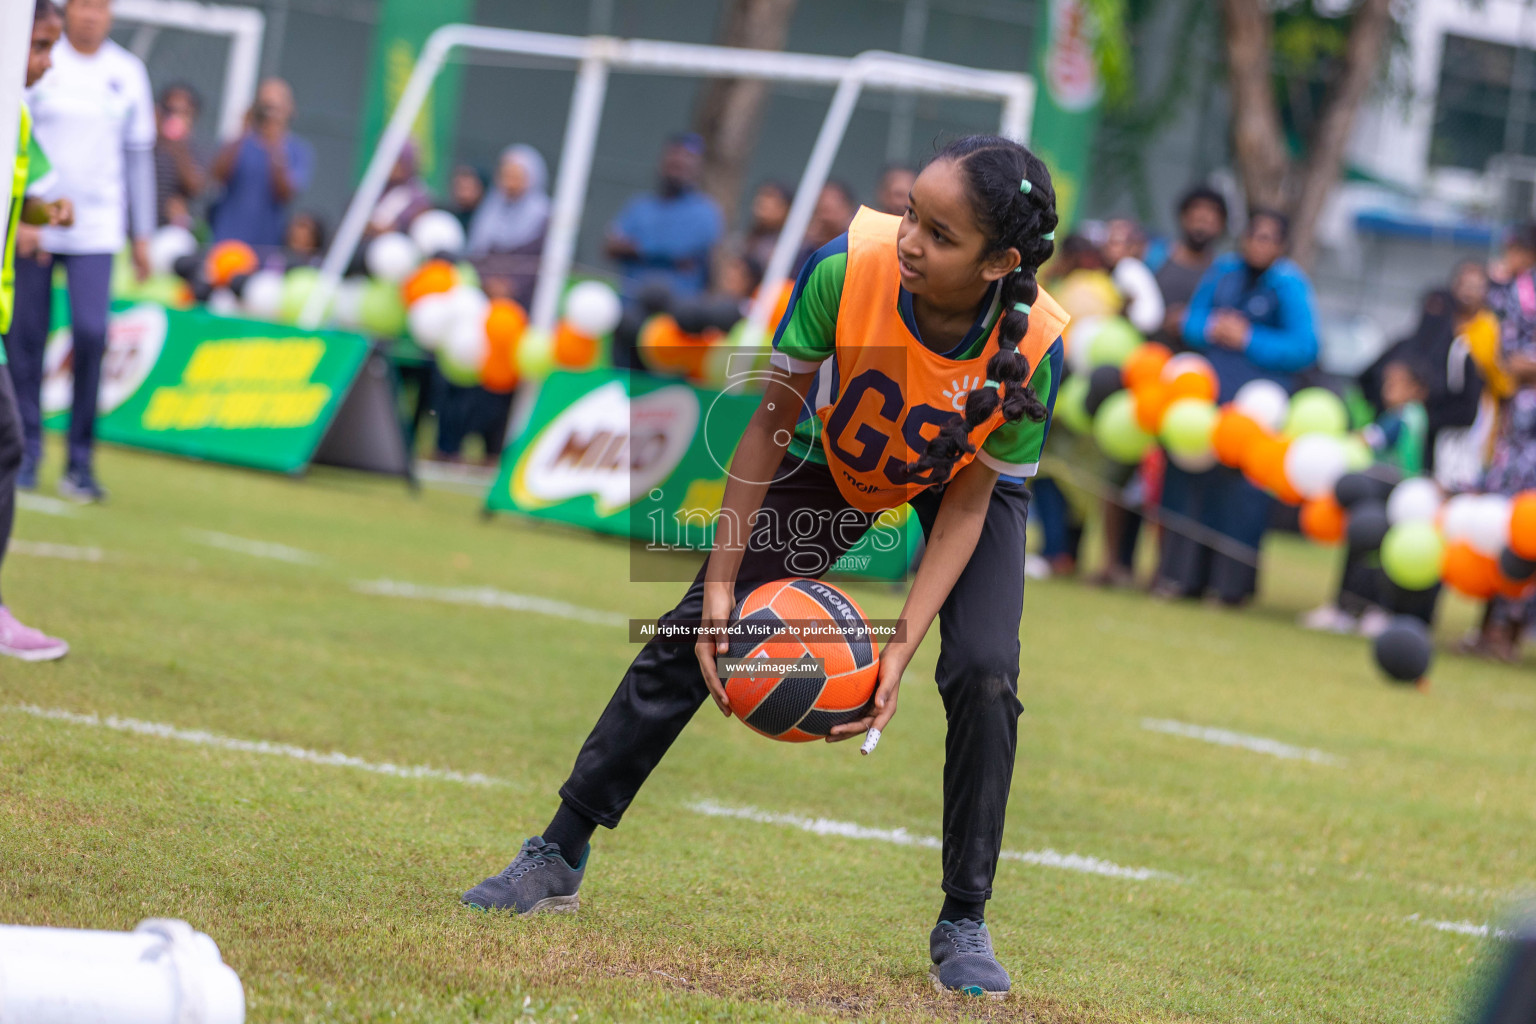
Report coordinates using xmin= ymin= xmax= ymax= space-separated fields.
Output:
xmin=16 ymin=493 xmax=79 ymax=517
xmin=10 ymin=539 xmax=104 ymax=562
xmin=1406 ymin=914 xmax=1513 ymax=940
xmin=185 ymin=529 xmax=321 ymax=565
xmin=1141 ymin=718 xmax=1344 ymax=766
xmin=353 ymin=578 xmax=627 ymax=627
xmin=688 ymin=800 xmax=1175 ymax=882
xmin=7 ymin=704 xmax=505 ymax=787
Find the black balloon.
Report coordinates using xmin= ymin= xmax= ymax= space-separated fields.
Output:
xmin=190 ymin=278 xmax=214 ymax=303
xmin=1084 ymin=364 xmax=1124 ymax=417
xmin=1500 ymin=547 xmax=1536 ymax=582
xmin=1334 ymin=472 xmax=1394 ymax=510
xmin=171 ymin=254 xmax=201 ymax=281
xmin=672 ymin=299 xmax=713 ymax=335
xmin=1345 ymin=500 xmax=1390 ymax=551
xmin=226 ymin=272 xmax=252 ymax=299
xmin=1373 ymin=616 xmax=1432 ymax=683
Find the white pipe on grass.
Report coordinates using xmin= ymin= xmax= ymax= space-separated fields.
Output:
xmin=0 ymin=918 xmax=244 ymax=1024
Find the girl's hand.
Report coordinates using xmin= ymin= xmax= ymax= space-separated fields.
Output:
xmin=695 ymin=580 xmax=736 ymax=716
xmin=827 ymin=645 xmax=910 ymax=743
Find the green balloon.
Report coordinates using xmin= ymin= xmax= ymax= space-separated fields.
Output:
xmin=1086 ymin=316 xmax=1143 ymax=369
xmin=455 ymin=261 xmax=480 ymax=291
xmin=279 ymin=267 xmax=322 ymax=323
xmin=358 ymin=278 xmax=407 ymax=337
xmin=1160 ymin=398 xmax=1219 ymax=458
xmin=1093 ymin=389 xmax=1154 ymax=464
xmin=1381 ymin=521 xmax=1445 ymax=591
xmin=1285 ymin=387 xmax=1348 ymax=437
xmin=515 ymin=327 xmax=557 ymax=381
xmin=1342 ymin=435 xmax=1374 ymax=472
xmin=1055 ymin=374 xmax=1093 ymax=434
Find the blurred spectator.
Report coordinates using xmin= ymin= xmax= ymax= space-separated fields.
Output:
xmin=449 ymin=164 xmax=486 ymax=232
xmin=1151 ymin=186 xmax=1228 ymax=349
xmin=1359 ymin=288 xmax=1482 ymax=479
xmin=606 ymin=133 xmax=722 ymax=301
xmin=1364 ymin=359 xmax=1431 ymax=475
xmin=467 ymin=144 xmax=550 ymax=306
xmin=209 ymin=77 xmax=314 ymax=249
xmin=1102 ymin=218 xmax=1164 ymax=336
xmin=1046 ymin=235 xmax=1121 ymax=324
xmin=365 ymin=141 xmax=433 ymax=239
xmin=1468 ymin=224 xmax=1536 ymax=659
xmin=794 ymin=180 xmax=856 ymax=272
xmin=874 ymin=164 xmax=916 ymax=216
xmin=11 ymin=0 xmax=155 ymax=501
xmin=154 ymin=81 xmax=207 ymax=229
xmin=741 ymin=179 xmax=790 ymax=272
xmin=1154 ymin=209 xmax=1319 ymax=606
xmin=1445 ymin=261 xmax=1506 ymax=491
xmin=283 ymin=211 xmax=326 ymax=268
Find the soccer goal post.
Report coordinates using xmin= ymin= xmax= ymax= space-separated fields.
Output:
xmin=113 ymin=0 xmax=264 ymax=141
xmin=301 ymin=26 xmax=1034 ymax=345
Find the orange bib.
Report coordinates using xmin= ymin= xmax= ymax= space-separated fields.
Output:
xmin=816 ymin=208 xmax=1069 ymax=512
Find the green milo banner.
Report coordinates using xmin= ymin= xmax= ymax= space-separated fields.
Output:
xmin=487 ymin=370 xmax=920 ymax=581
xmin=42 ymin=303 xmax=387 ymax=474
xmin=356 ymin=0 xmax=474 ymax=192
xmin=1030 ymin=0 xmax=1104 ymax=231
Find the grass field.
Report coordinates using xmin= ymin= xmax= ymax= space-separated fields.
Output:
xmin=2 ymin=440 xmax=1533 ymax=1024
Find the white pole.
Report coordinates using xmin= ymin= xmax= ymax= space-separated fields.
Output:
xmin=219 ymin=12 xmax=264 ymax=140
xmin=0 ymin=0 xmax=32 ymax=248
xmin=528 ymin=44 xmax=611 ymax=334
xmin=743 ymin=59 xmax=872 ymax=346
xmin=298 ymin=36 xmax=451 ymax=327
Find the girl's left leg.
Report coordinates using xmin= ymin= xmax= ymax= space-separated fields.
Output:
xmin=909 ymin=477 xmax=1030 ymax=997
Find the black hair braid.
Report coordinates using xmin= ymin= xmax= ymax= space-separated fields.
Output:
xmin=903 ymin=135 xmax=1058 ymax=486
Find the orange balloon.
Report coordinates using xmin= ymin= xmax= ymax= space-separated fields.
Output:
xmin=1121 ymin=343 xmax=1171 ymax=392
xmin=1300 ymin=496 xmax=1346 ymax=544
xmin=1442 ymin=540 xmax=1502 ymax=599
xmin=402 ymin=259 xmax=458 ymax=306
xmin=1134 ymin=381 xmax=1172 ymax=433
xmin=485 ymin=298 xmax=528 ymax=348
xmin=554 ymin=322 xmax=600 ymax=369
xmin=1243 ymin=434 xmax=1300 ymax=504
xmin=481 ymin=336 xmax=518 ymax=393
xmin=1161 ymin=352 xmax=1219 ymax=403
xmin=1509 ymin=491 xmax=1536 ymax=560
xmin=1211 ymin=408 xmax=1263 ymax=468
xmin=204 ymin=240 xmax=258 ymax=287
xmin=1497 ymin=573 xmax=1536 ymax=601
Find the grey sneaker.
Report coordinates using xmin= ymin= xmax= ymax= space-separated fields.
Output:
xmin=462 ymin=836 xmax=586 ymax=915
xmin=58 ymin=469 xmax=106 ymax=504
xmin=929 ymin=919 xmax=1010 ymax=1000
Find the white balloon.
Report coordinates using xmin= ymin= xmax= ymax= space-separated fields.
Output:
xmin=1283 ymin=433 xmax=1348 ymax=500
xmin=406 ymin=292 xmax=456 ymax=351
xmin=441 ymin=307 xmax=488 ymax=374
xmin=1441 ymin=493 xmax=1480 ymax=543
xmin=1065 ymin=315 xmax=1104 ymax=373
xmin=241 ymin=269 xmax=286 ymax=321
xmin=149 ymin=225 xmax=198 ymax=276
xmin=563 ymin=280 xmax=623 ymax=338
xmin=1467 ymin=494 xmax=1512 ymax=557
xmin=408 ymin=209 xmax=466 ymax=259
xmin=205 ymin=288 xmax=241 ymax=317
xmin=330 ymin=277 xmax=367 ymax=329
xmin=366 ymin=232 xmax=421 ymax=284
xmin=1386 ymin=477 xmax=1443 ymax=525
xmin=1232 ymin=378 xmax=1290 ymax=432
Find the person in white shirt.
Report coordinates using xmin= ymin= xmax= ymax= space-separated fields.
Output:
xmin=9 ymin=0 xmax=155 ymax=502
xmin=1102 ymin=218 xmax=1165 ymax=337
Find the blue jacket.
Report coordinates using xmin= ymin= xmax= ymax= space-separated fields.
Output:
xmin=1182 ymin=253 xmax=1319 ymax=400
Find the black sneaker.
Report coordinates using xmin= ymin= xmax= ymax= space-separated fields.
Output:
xmin=930 ymin=919 xmax=1011 ymax=1000
xmin=58 ymin=469 xmax=106 ymax=504
xmin=462 ymin=836 xmax=587 ymax=915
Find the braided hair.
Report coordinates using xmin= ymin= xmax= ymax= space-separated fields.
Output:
xmin=904 ymin=135 xmax=1058 ymax=486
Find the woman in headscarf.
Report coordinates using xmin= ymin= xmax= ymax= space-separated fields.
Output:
xmin=467 ymin=144 xmax=550 ymax=305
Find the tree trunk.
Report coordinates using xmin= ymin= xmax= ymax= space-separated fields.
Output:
xmin=1217 ymin=0 xmax=1291 ymax=212
xmin=692 ymin=0 xmax=799 ymax=232
xmin=1288 ymin=0 xmax=1394 ymax=269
